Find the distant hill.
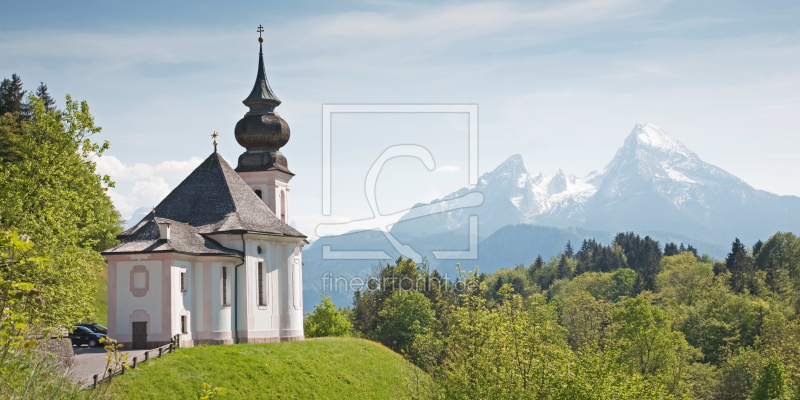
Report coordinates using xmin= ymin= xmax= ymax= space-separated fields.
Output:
xmin=112 ymin=338 xmax=426 ymax=399
xmin=302 ymin=223 xmax=728 ymax=309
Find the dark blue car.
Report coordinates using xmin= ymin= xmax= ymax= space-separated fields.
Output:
xmin=69 ymin=326 xmax=106 ymax=348
xmin=78 ymin=323 xmax=107 ymax=335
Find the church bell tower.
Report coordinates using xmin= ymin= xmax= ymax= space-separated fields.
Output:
xmin=235 ymin=26 xmax=292 ymax=223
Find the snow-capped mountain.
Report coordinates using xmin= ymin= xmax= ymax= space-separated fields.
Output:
xmin=391 ymin=123 xmax=800 ymax=247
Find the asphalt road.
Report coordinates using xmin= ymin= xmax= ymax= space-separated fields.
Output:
xmin=69 ymin=345 xmax=153 ymax=387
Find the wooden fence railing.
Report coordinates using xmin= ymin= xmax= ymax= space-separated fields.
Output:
xmin=90 ymin=334 xmax=181 ymax=389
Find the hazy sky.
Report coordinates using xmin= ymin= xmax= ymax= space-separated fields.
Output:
xmin=3 ymin=0 xmax=799 ymax=236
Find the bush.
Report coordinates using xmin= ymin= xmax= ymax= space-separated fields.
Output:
xmin=305 ymin=294 xmax=352 ymax=338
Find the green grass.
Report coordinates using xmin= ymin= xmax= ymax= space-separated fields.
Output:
xmin=111 ymin=338 xmax=428 ymax=399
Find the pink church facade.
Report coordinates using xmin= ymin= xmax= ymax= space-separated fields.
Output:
xmin=103 ymin=37 xmax=306 ymax=349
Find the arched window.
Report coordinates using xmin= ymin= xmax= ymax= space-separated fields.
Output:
xmin=254 ymin=189 xmax=262 ymax=199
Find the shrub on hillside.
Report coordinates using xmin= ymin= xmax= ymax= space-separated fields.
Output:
xmin=305 ymin=294 xmax=352 ymax=338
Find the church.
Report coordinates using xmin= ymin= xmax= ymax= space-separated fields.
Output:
xmin=102 ymin=30 xmax=306 ymax=349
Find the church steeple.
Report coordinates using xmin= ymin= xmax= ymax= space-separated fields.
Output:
xmin=243 ymin=27 xmax=281 ymax=112
xmin=235 ymin=25 xmax=294 ymax=224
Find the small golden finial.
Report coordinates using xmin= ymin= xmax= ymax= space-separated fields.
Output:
xmin=257 ymin=25 xmax=264 ymax=43
xmin=151 ymin=206 xmax=156 ymax=215
xmin=211 ymin=131 xmax=219 ymax=153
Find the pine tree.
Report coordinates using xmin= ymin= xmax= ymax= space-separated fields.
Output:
xmin=664 ymin=242 xmax=679 ymax=256
xmin=0 ymin=74 xmax=28 ymax=119
xmin=727 ymin=238 xmax=755 ymax=294
xmin=530 ymin=255 xmax=544 ymax=272
xmin=528 ymin=255 xmax=544 ymax=283
xmin=564 ymin=241 xmax=574 ymax=259
xmin=556 ymin=254 xmax=572 ymax=280
xmin=686 ymin=244 xmax=698 ymax=258
xmin=753 ymin=240 xmax=764 ymax=257
xmin=35 ymin=82 xmax=56 ymax=112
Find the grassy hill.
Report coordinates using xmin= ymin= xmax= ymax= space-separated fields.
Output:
xmin=111 ymin=338 xmax=427 ymax=399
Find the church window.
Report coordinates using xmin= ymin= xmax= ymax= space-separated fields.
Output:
xmin=254 ymin=189 xmax=262 ymax=199
xmin=181 ymin=315 xmax=187 ymax=334
xmin=222 ymin=267 xmax=229 ymax=306
xmin=133 ymin=272 xmax=146 ymax=290
xmin=258 ymin=262 xmax=265 ymax=306
xmin=180 ymin=272 xmax=187 ymax=292
xmin=280 ymin=191 xmax=286 ymax=222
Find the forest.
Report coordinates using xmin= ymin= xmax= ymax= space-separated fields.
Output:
xmin=307 ymin=231 xmax=800 ymax=399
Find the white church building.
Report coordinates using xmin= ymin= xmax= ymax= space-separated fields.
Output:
xmin=102 ymin=34 xmax=306 ymax=349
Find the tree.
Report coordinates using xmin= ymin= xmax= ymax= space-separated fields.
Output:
xmin=560 ymin=292 xmax=613 ymax=351
xmin=0 ymin=94 xmax=122 ymax=327
xmin=655 ymin=252 xmax=714 ymax=307
xmin=528 ymin=255 xmax=544 ymax=283
xmin=686 ymin=244 xmax=698 ymax=258
xmin=665 ymin=242 xmax=679 ymax=257
xmin=595 ymin=244 xmax=628 ymax=273
xmin=612 ymin=296 xmax=698 ymax=395
xmin=375 ymin=290 xmax=435 ymax=354
xmin=556 ymin=254 xmax=572 ymax=280
xmin=564 ymin=241 xmax=574 ymax=259
xmin=611 ymin=268 xmax=637 ymax=299
xmin=0 ymin=74 xmax=28 ymax=119
xmin=750 ymin=356 xmax=790 ymax=400
xmin=34 ymin=82 xmax=56 ymax=112
xmin=753 ymin=240 xmax=764 ymax=257
xmin=305 ymin=293 xmax=352 ymax=338
xmin=754 ymin=232 xmax=800 ymax=296
xmin=728 ymin=238 xmax=756 ymax=294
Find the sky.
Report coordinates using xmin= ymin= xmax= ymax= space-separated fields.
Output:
xmin=2 ymin=0 xmax=799 ymax=237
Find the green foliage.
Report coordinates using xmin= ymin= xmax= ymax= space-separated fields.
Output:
xmin=0 ymin=231 xmax=111 ymax=399
xmin=411 ymin=281 xmax=672 ymax=399
xmin=196 ymin=383 xmax=226 ymax=399
xmin=750 ymin=356 xmax=790 ymax=400
xmin=305 ymin=293 xmax=353 ymax=338
xmin=559 ymin=291 xmax=613 ymax=351
xmin=0 ymin=94 xmax=122 ymax=328
xmin=727 ymin=238 xmax=759 ymax=294
xmin=612 ymin=268 xmax=637 ymax=299
xmin=612 ymin=295 xmax=698 ymax=396
xmin=656 ymin=252 xmax=715 ymax=307
xmin=376 ymin=291 xmax=435 ymax=354
xmin=548 ymin=269 xmax=637 ymax=302
xmin=755 ymin=232 xmax=800 ymax=302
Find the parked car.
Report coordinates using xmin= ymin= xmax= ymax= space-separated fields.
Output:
xmin=78 ymin=323 xmax=107 ymax=335
xmin=69 ymin=326 xmax=106 ymax=348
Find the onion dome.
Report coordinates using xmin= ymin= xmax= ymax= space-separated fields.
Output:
xmin=235 ymin=39 xmax=292 ymax=174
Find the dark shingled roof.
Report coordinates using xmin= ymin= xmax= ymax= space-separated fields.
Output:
xmin=104 ymin=152 xmax=305 ymax=256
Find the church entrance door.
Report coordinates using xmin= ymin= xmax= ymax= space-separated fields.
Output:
xmin=132 ymin=322 xmax=147 ymax=349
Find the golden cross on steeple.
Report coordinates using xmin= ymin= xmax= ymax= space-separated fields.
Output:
xmin=211 ymin=131 xmax=219 ymax=152
xmin=257 ymin=25 xmax=264 ymax=43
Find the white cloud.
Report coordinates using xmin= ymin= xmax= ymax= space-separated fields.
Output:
xmin=95 ymin=155 xmax=204 ymax=182
xmin=96 ymin=156 xmax=203 ymax=220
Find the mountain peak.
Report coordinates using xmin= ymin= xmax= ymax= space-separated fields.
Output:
xmin=624 ymin=123 xmax=692 ymax=156
xmin=493 ymin=154 xmax=527 ymax=174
